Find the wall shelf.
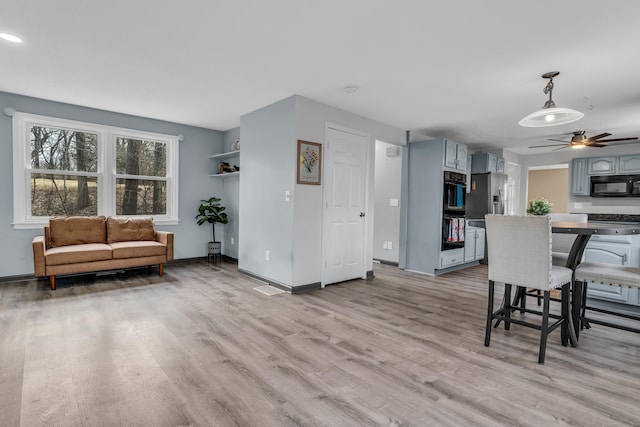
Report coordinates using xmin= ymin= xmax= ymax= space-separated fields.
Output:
xmin=209 ymin=150 xmax=240 ymax=160
xmin=209 ymin=171 xmax=239 ymax=178
xmin=210 ymin=150 xmax=240 ymax=177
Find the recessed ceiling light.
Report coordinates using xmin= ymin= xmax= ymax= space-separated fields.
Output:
xmin=0 ymin=33 xmax=23 ymax=43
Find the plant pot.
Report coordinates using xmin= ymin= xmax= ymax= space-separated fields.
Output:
xmin=208 ymin=241 xmax=221 ymax=255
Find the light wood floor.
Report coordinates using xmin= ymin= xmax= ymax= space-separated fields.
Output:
xmin=1 ymin=261 xmax=639 ymax=427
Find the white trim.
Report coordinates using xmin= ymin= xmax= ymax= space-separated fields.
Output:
xmin=12 ymin=112 xmax=180 ymax=227
xmin=528 ymin=163 xmax=569 ymax=171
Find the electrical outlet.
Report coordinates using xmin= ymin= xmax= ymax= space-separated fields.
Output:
xmin=265 ymin=250 xmax=270 ymax=261
xmin=231 ymin=237 xmax=234 ymax=245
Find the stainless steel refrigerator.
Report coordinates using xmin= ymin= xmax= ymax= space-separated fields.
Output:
xmin=466 ymin=172 xmax=508 ymax=219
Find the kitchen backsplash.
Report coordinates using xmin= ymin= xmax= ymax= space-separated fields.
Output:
xmin=582 ymin=213 xmax=640 ymax=223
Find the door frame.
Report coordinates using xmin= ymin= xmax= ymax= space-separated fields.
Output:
xmin=321 ymin=122 xmax=372 ymax=287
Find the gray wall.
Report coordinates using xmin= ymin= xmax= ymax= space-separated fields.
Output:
xmin=0 ymin=91 xmax=223 ymax=277
xmin=292 ymin=96 xmax=405 ymax=286
xmin=373 ymin=141 xmax=402 ymax=263
xmin=238 ymin=96 xmax=297 ymax=286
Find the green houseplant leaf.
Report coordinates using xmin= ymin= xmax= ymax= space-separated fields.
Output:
xmin=195 ymin=197 xmax=229 ymax=242
xmin=526 ymin=197 xmax=553 ymax=216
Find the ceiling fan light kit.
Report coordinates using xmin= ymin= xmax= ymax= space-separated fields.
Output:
xmin=519 ymin=71 xmax=584 ymax=127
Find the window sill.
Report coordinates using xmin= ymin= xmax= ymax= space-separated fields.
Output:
xmin=13 ymin=217 xmax=180 ymax=229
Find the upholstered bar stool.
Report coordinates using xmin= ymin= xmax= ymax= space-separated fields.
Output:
xmin=512 ymin=213 xmax=588 ymax=310
xmin=574 ymin=262 xmax=640 ymax=334
xmin=485 ymin=214 xmax=574 ymax=364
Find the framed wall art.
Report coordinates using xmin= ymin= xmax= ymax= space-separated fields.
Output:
xmin=297 ymin=140 xmax=322 ymax=185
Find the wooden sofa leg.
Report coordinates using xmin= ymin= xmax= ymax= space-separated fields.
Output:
xmin=159 ymin=263 xmax=163 ymax=277
xmin=49 ymin=276 xmax=56 ymax=290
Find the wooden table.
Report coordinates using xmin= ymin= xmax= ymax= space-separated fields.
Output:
xmin=551 ymin=221 xmax=640 ymax=341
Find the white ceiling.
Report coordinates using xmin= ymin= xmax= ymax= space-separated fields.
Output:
xmin=2 ymin=1 xmax=640 ymax=155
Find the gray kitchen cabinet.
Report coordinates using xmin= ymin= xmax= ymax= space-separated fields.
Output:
xmin=401 ymin=138 xmax=473 ymax=275
xmin=471 ymin=152 xmax=502 ymax=173
xmin=476 ymin=228 xmax=485 ymax=260
xmin=618 ymin=154 xmax=640 ymax=173
xmin=571 ymin=157 xmax=589 ymax=196
xmin=583 ymin=234 xmax=640 ymax=306
xmin=465 ymin=227 xmax=485 ymax=262
xmin=587 ymin=156 xmax=617 ymax=175
xmin=444 ymin=139 xmax=467 ymax=171
xmin=441 ymin=248 xmax=464 ymax=268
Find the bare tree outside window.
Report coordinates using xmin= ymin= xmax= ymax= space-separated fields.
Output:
xmin=116 ymin=137 xmax=167 ymax=216
xmin=30 ymin=125 xmax=98 ymax=216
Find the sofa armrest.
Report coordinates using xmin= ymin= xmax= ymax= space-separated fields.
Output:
xmin=32 ymin=235 xmax=47 ymax=277
xmin=156 ymin=231 xmax=174 ymax=261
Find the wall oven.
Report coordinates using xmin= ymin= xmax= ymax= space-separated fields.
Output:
xmin=590 ymin=175 xmax=640 ymax=197
xmin=442 ymin=171 xmax=466 ymax=250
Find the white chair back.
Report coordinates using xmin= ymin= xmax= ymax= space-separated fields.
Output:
xmin=485 ymin=214 xmax=553 ymax=290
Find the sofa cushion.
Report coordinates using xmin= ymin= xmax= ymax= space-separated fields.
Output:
xmin=46 ymin=243 xmax=113 ymax=266
xmin=110 ymin=241 xmax=167 ymax=259
xmin=49 ymin=216 xmax=107 ymax=248
xmin=107 ymin=217 xmax=155 ymax=243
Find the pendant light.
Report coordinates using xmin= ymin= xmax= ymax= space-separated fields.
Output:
xmin=519 ymin=71 xmax=584 ymax=127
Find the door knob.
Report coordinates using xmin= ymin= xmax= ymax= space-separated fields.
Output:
xmin=359 ymin=212 xmax=365 ymax=217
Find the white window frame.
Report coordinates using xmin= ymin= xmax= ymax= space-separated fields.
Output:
xmin=12 ymin=112 xmax=180 ymax=229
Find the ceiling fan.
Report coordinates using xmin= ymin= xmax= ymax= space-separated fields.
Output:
xmin=529 ymin=131 xmax=639 ymax=150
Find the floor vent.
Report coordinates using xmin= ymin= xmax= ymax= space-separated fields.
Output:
xmin=254 ymin=285 xmax=285 ymax=296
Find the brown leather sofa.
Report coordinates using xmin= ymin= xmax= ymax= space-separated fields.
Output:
xmin=32 ymin=216 xmax=174 ymax=290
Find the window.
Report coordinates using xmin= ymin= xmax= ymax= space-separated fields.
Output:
xmin=13 ymin=113 xmax=179 ymax=228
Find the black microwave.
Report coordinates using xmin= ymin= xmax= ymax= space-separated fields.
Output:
xmin=590 ymin=175 xmax=640 ymax=197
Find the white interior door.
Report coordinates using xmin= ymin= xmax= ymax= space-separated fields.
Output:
xmin=322 ymin=124 xmax=369 ymax=286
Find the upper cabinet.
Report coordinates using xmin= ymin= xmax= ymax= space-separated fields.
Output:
xmin=587 ymin=156 xmax=617 ymax=175
xmin=571 ymin=158 xmax=589 ymax=196
xmin=572 ymin=154 xmax=640 ymax=196
xmin=618 ymin=154 xmax=640 ymax=173
xmin=471 ymin=151 xmax=504 ymax=174
xmin=444 ymin=139 xmax=467 ymax=171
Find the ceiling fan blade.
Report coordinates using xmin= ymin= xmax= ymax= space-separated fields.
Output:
xmin=547 ymin=138 xmax=571 ymax=143
xmin=594 ymin=137 xmax=639 ymax=143
xmin=529 ymin=143 xmax=569 ymax=148
xmin=585 ymin=132 xmax=612 ymax=142
xmin=588 ymin=143 xmax=606 ymax=147
xmin=601 ymin=140 xmax=640 ymax=146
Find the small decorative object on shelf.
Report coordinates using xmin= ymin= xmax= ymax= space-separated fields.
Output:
xmin=231 ymin=137 xmax=240 ymax=151
xmin=219 ymin=162 xmax=235 ymax=174
xmin=526 ymin=197 xmax=553 ymax=215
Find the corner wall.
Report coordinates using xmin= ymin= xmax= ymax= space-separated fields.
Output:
xmin=237 ymin=95 xmax=405 ymax=289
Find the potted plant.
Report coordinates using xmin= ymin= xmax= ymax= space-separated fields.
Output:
xmin=526 ymin=197 xmax=553 ymax=215
xmin=195 ymin=197 xmax=229 ymax=258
